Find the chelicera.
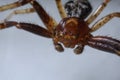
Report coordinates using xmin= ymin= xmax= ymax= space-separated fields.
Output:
xmin=0 ymin=0 xmax=120 ymax=55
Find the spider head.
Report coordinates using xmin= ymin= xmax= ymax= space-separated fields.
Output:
xmin=54 ymin=17 xmax=90 ymax=48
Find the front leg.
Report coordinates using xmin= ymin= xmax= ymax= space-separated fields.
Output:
xmin=0 ymin=21 xmax=52 ymax=38
xmin=87 ymin=36 xmax=120 ymax=56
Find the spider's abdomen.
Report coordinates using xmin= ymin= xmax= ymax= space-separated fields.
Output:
xmin=64 ymin=0 xmax=92 ymax=19
xmin=54 ymin=17 xmax=90 ymax=48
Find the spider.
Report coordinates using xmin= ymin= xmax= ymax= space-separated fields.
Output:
xmin=0 ymin=0 xmax=120 ymax=56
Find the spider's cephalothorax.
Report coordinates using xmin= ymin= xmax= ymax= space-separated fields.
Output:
xmin=0 ymin=0 xmax=120 ymax=55
xmin=54 ymin=17 xmax=91 ymax=48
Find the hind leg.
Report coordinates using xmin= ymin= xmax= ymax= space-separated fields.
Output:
xmin=4 ymin=8 xmax=35 ymax=21
xmin=86 ymin=0 xmax=110 ymax=25
xmin=90 ymin=12 xmax=120 ymax=32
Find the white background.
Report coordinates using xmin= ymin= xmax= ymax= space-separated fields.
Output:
xmin=0 ymin=0 xmax=120 ymax=80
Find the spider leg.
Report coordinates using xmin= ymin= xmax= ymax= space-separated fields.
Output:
xmin=0 ymin=2 xmax=20 ymax=11
xmin=0 ymin=0 xmax=57 ymax=33
xmin=86 ymin=0 xmax=110 ymax=25
xmin=5 ymin=8 xmax=35 ymax=21
xmin=90 ymin=12 xmax=120 ymax=32
xmin=87 ymin=36 xmax=120 ymax=56
xmin=30 ymin=1 xmax=57 ymax=33
xmin=55 ymin=0 xmax=67 ymax=18
xmin=0 ymin=21 xmax=52 ymax=38
xmin=0 ymin=0 xmax=33 ymax=12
